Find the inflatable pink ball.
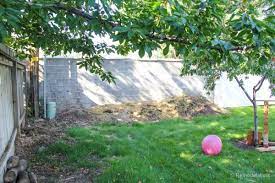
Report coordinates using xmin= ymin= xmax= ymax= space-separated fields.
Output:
xmin=201 ymin=135 xmax=222 ymax=156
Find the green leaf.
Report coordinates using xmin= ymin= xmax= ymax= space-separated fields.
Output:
xmin=113 ymin=26 xmax=129 ymax=33
xmin=138 ymin=47 xmax=145 ymax=58
xmin=87 ymin=0 xmax=96 ymax=7
xmin=145 ymin=45 xmax=152 ymax=57
xmin=163 ymin=44 xmax=170 ymax=55
xmin=270 ymin=39 xmax=275 ymax=52
xmin=181 ymin=18 xmax=187 ymax=25
xmin=127 ymin=31 xmax=134 ymax=38
xmin=259 ymin=55 xmax=268 ymax=65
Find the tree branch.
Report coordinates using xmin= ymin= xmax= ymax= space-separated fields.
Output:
xmin=234 ymin=76 xmax=253 ymax=103
xmin=26 ymin=2 xmax=118 ymax=27
xmin=148 ymin=34 xmax=190 ymax=44
xmin=148 ymin=34 xmax=252 ymax=52
xmin=52 ymin=3 xmax=118 ymax=27
xmin=263 ymin=5 xmax=275 ymax=13
xmin=229 ymin=45 xmax=254 ymax=51
xmin=254 ymin=76 xmax=266 ymax=92
xmin=31 ymin=2 xmax=254 ymax=52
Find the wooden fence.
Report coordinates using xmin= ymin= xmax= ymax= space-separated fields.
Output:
xmin=0 ymin=44 xmax=26 ymax=182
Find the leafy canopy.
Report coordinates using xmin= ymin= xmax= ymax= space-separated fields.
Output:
xmin=0 ymin=0 xmax=274 ymax=92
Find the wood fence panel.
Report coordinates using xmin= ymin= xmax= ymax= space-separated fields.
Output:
xmin=0 ymin=61 xmax=14 ymax=158
xmin=0 ymin=44 xmax=26 ymax=183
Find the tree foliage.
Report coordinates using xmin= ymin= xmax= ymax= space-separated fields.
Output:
xmin=0 ymin=0 xmax=274 ymax=93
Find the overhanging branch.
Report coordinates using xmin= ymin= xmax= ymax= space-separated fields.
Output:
xmin=52 ymin=3 xmax=118 ymax=27
xmin=148 ymin=34 xmax=190 ymax=44
xmin=148 ymin=34 xmax=253 ymax=52
xmin=30 ymin=2 xmax=254 ymax=52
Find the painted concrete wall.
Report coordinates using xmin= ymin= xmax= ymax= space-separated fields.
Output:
xmin=40 ymin=58 xmax=274 ymax=113
xmin=41 ymin=58 xmax=211 ymax=113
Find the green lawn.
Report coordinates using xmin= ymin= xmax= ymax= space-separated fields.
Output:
xmin=38 ymin=107 xmax=275 ymax=182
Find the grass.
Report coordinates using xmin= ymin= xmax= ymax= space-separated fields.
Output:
xmin=37 ymin=106 xmax=275 ymax=182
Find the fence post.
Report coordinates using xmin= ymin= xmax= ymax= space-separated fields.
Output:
xmin=263 ymin=101 xmax=269 ymax=148
xmin=22 ymin=66 xmax=27 ymax=128
xmin=11 ymin=60 xmax=20 ymax=130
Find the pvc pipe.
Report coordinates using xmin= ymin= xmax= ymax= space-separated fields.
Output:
xmin=47 ymin=102 xmax=56 ymax=119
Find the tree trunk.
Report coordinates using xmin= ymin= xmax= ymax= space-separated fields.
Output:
xmin=252 ymin=90 xmax=258 ymax=146
xmin=251 ymin=76 xmax=266 ymax=146
xmin=234 ymin=76 xmax=265 ymax=146
xmin=29 ymin=48 xmax=39 ymax=118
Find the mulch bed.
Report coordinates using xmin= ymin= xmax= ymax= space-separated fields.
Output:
xmin=232 ymin=140 xmax=256 ymax=151
xmin=232 ymin=140 xmax=275 ymax=154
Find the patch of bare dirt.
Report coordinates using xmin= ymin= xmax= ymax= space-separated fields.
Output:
xmin=15 ymin=95 xmax=223 ymax=182
xmin=232 ymin=140 xmax=256 ymax=151
xmin=232 ymin=140 xmax=275 ymax=154
xmin=15 ymin=118 xmax=95 ymax=183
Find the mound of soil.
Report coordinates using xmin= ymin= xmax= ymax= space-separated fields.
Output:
xmin=58 ymin=95 xmax=223 ymax=123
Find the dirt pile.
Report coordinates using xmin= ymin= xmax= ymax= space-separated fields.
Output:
xmin=58 ymin=95 xmax=223 ymax=123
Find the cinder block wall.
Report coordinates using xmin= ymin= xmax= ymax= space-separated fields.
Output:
xmin=40 ymin=58 xmax=275 ymax=113
xmin=40 ymin=58 xmax=211 ymax=113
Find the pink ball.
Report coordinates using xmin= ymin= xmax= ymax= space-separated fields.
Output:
xmin=202 ymin=135 xmax=222 ymax=156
